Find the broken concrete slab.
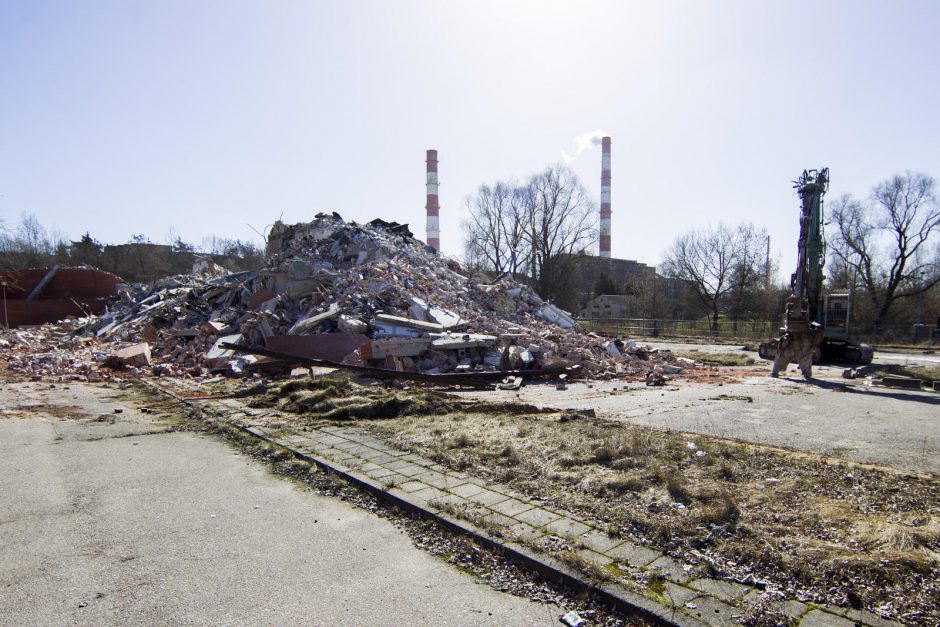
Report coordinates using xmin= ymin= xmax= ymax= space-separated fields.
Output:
xmin=430 ymin=333 xmax=498 ymax=350
xmin=880 ymin=376 xmax=924 ymax=390
xmin=204 ymin=334 xmax=243 ymax=369
xmin=288 ymin=303 xmax=341 ymax=335
xmin=539 ymin=303 xmax=575 ymax=329
xmin=360 ymin=338 xmax=432 ymax=360
xmin=201 ymin=320 xmax=228 ymax=336
xmin=337 ymin=315 xmax=368 ymax=334
xmin=111 ymin=342 xmax=152 ymax=368
xmin=373 ymin=314 xmax=444 ymax=334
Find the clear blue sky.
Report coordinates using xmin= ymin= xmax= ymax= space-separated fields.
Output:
xmin=2 ymin=0 xmax=938 ymax=276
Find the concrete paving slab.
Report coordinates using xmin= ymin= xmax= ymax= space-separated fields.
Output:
xmin=364 ymin=467 xmax=397 ymax=480
xmin=575 ymin=548 xmax=613 ymax=568
xmin=578 ymin=529 xmax=626 ymax=554
xmin=482 ymin=511 xmax=518 ymax=528
xmin=428 ymin=494 xmax=471 ymax=510
xmin=684 ymin=595 xmax=742 ymax=626
xmin=607 ymin=541 xmax=663 ymax=567
xmin=399 ymin=480 xmax=428 ymax=493
xmin=450 ymin=482 xmax=487 ymax=499
xmin=648 ymin=555 xmax=692 ymax=583
xmin=465 ymin=488 xmax=511 ymax=507
xmin=393 ymin=464 xmax=428 ymax=477
xmin=488 ymin=498 xmax=535 ymax=518
xmin=409 ymin=486 xmax=447 ymax=504
xmin=514 ymin=507 xmax=562 ymax=528
xmin=507 ymin=522 xmax=547 ymax=543
xmin=412 ymin=470 xmax=465 ymax=490
xmin=385 ymin=459 xmax=416 ymax=471
xmin=689 ymin=577 xmax=751 ymax=602
xmin=544 ymin=517 xmax=591 ymax=539
xmin=800 ymin=609 xmax=858 ymax=627
xmin=662 ymin=581 xmax=700 ymax=607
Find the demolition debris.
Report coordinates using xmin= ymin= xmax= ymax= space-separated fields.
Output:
xmin=0 ymin=214 xmax=704 ymax=384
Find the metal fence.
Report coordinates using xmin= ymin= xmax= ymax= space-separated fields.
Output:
xmin=859 ymin=324 xmax=939 ymax=346
xmin=577 ymin=318 xmax=940 ymax=346
xmin=577 ymin=318 xmax=778 ymax=341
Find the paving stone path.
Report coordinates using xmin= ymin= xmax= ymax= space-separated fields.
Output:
xmin=189 ymin=392 xmax=897 ymax=627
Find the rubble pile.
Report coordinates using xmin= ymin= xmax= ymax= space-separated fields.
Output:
xmin=1 ymin=214 xmax=703 ymax=382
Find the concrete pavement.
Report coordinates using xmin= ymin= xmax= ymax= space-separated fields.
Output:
xmin=458 ymin=364 xmax=940 ymax=475
xmin=0 ymin=384 xmax=555 ymax=626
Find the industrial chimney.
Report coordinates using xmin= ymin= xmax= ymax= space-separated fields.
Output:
xmin=600 ymin=136 xmax=611 ymax=258
xmin=425 ymin=149 xmax=440 ymax=252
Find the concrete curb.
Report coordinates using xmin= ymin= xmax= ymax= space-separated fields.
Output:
xmin=140 ymin=378 xmax=705 ymax=627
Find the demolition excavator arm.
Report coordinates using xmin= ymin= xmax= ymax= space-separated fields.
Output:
xmin=759 ymin=168 xmax=873 ymax=377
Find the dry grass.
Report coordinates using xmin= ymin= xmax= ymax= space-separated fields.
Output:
xmin=674 ymin=350 xmax=756 ymax=367
xmin=360 ymin=409 xmax=938 ymax=623
xmin=242 ymin=375 xmax=938 ymax=623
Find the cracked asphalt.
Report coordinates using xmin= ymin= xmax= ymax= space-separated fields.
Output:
xmin=0 ymin=381 xmax=556 ymax=626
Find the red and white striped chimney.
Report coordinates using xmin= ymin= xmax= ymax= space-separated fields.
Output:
xmin=425 ymin=149 xmax=440 ymax=252
xmin=600 ymin=136 xmax=611 ymax=258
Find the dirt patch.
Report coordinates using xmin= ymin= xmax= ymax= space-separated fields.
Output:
xmin=4 ymin=403 xmax=95 ymax=420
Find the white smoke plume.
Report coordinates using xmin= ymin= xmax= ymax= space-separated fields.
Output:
xmin=561 ymin=129 xmax=609 ymax=163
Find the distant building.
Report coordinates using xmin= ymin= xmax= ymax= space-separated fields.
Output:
xmin=572 ymin=255 xmax=656 ymax=287
xmin=563 ymin=254 xmax=657 ymax=310
xmin=581 ymin=294 xmax=635 ymax=319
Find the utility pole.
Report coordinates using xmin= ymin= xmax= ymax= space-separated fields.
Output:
xmin=919 ymin=271 xmax=926 ymax=326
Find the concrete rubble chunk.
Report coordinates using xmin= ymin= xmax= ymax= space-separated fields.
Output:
xmin=288 ymin=303 xmax=341 ymax=335
xmin=373 ymin=313 xmax=444 ymax=334
xmin=204 ymin=334 xmax=243 ymax=370
xmin=430 ymin=333 xmax=498 ymax=350
xmin=604 ymin=340 xmax=622 ymax=359
xmin=361 ymin=338 xmax=432 ymax=359
xmin=201 ymin=320 xmax=227 ymax=335
xmin=337 ymin=315 xmax=368 ymax=334
xmin=111 ymin=342 xmax=152 ymax=368
xmin=538 ymin=303 xmax=575 ymax=329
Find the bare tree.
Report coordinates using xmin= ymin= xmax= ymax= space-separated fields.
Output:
xmin=727 ymin=224 xmax=772 ymax=323
xmin=462 ymin=182 xmax=529 ymax=274
xmin=661 ymin=223 xmax=767 ymax=331
xmin=461 ymin=164 xmax=597 ymax=307
xmin=829 ymin=172 xmax=940 ymax=328
xmin=0 ymin=213 xmax=57 ymax=270
xmin=523 ymin=165 xmax=597 ymax=303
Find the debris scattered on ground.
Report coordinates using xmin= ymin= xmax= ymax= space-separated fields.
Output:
xmin=0 ymin=214 xmax=705 ymax=385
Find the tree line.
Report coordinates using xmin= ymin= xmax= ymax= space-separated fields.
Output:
xmin=461 ymin=167 xmax=938 ymax=334
xmin=0 ymin=213 xmax=264 ymax=283
xmin=651 ymin=172 xmax=939 ymax=333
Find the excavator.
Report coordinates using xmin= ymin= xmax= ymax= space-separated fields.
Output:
xmin=758 ymin=168 xmax=873 ymax=377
